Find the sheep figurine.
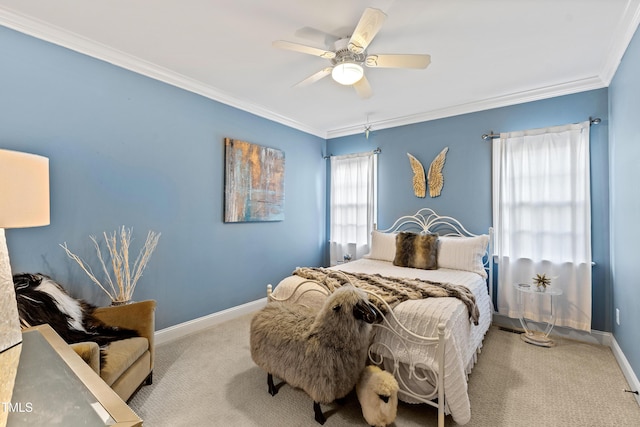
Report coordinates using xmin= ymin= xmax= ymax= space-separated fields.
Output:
xmin=250 ymin=286 xmax=378 ymax=425
xmin=356 ymin=365 xmax=399 ymax=427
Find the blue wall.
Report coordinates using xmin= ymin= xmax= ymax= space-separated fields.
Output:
xmin=0 ymin=21 xmax=626 ymax=344
xmin=327 ymin=89 xmax=611 ymax=332
xmin=0 ymin=26 xmax=326 ymax=329
xmin=609 ymin=25 xmax=640 ymax=384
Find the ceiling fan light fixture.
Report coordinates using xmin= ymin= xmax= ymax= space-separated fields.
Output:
xmin=331 ymin=62 xmax=364 ymax=85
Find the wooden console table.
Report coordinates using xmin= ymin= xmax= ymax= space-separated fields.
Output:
xmin=7 ymin=324 xmax=142 ymax=426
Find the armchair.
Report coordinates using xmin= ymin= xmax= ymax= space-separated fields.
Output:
xmin=70 ymin=300 xmax=156 ymax=401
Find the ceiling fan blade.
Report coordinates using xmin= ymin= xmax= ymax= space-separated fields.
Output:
xmin=348 ymin=8 xmax=387 ymax=54
xmin=365 ymin=54 xmax=431 ymax=69
xmin=294 ymin=27 xmax=340 ymax=48
xmin=294 ymin=67 xmax=333 ymax=87
xmin=353 ymin=75 xmax=373 ymax=99
xmin=272 ymin=40 xmax=336 ymax=59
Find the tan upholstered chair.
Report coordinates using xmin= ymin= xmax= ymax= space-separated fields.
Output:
xmin=70 ymin=300 xmax=156 ymax=401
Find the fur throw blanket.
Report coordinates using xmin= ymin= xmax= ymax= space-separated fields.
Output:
xmin=293 ymin=267 xmax=479 ymax=325
xmin=13 ymin=273 xmax=139 ymax=347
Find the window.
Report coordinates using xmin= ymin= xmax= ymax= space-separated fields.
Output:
xmin=492 ymin=121 xmax=592 ymax=331
xmin=329 ymin=152 xmax=377 ymax=266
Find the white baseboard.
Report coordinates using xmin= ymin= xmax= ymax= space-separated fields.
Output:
xmin=610 ymin=335 xmax=640 ymax=406
xmin=154 ymin=297 xmax=267 ymax=346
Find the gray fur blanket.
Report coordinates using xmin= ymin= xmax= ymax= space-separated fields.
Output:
xmin=293 ymin=267 xmax=479 ymax=325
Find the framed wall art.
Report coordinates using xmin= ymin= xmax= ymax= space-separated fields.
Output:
xmin=224 ymin=138 xmax=285 ymax=222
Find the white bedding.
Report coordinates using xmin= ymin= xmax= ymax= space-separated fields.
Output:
xmin=271 ymin=258 xmax=493 ymax=425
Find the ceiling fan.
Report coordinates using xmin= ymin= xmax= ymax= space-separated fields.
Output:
xmin=273 ymin=7 xmax=431 ymax=99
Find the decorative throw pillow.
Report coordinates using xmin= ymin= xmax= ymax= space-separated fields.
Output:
xmin=364 ymin=230 xmax=397 ymax=262
xmin=437 ymin=234 xmax=490 ymax=278
xmin=393 ymin=232 xmax=438 ymax=270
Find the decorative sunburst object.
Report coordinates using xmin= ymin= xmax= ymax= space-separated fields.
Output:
xmin=407 ymin=153 xmax=426 ymax=198
xmin=533 ymin=273 xmax=551 ymax=291
xmin=427 ymin=147 xmax=448 ymax=197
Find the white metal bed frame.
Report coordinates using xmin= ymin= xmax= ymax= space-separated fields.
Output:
xmin=266 ymin=208 xmax=494 ymax=427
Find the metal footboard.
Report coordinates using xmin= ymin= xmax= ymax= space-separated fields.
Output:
xmin=265 ymin=280 xmax=446 ymax=427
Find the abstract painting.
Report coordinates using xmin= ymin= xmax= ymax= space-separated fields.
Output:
xmin=224 ymin=138 xmax=285 ymax=222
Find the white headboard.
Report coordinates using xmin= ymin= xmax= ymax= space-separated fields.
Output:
xmin=377 ymin=208 xmax=494 ymax=302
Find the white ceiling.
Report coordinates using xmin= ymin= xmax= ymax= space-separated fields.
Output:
xmin=1 ymin=0 xmax=639 ymax=138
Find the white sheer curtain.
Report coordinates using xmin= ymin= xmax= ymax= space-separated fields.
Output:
xmin=329 ymin=152 xmax=377 ymax=266
xmin=492 ymin=121 xmax=592 ymax=331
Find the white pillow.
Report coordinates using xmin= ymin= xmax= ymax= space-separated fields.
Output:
xmin=437 ymin=234 xmax=490 ymax=278
xmin=364 ymin=230 xmax=397 ymax=262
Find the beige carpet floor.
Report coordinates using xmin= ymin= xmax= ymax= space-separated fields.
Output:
xmin=128 ymin=313 xmax=640 ymax=426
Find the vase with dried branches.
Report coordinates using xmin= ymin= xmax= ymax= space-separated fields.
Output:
xmin=60 ymin=226 xmax=161 ymax=304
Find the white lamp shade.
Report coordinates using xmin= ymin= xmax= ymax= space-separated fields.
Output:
xmin=0 ymin=149 xmax=49 ymax=417
xmin=0 ymin=149 xmax=50 ymax=228
xmin=331 ymin=62 xmax=364 ymax=85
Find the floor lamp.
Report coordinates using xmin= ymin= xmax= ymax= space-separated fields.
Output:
xmin=0 ymin=149 xmax=49 ymax=425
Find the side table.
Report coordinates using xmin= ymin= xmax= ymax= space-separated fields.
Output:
xmin=513 ymin=283 xmax=563 ymax=347
xmin=8 ymin=324 xmax=142 ymax=426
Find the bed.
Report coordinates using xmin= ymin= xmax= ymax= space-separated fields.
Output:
xmin=267 ymin=208 xmax=493 ymax=426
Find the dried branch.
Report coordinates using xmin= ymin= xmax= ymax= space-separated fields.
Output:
xmin=60 ymin=227 xmax=161 ymax=302
xmin=129 ymin=230 xmax=161 ymax=299
xmin=89 ymin=234 xmax=118 ymax=298
xmin=60 ymin=242 xmax=113 ymax=299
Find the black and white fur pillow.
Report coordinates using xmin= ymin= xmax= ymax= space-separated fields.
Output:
xmin=13 ymin=273 xmax=139 ymax=347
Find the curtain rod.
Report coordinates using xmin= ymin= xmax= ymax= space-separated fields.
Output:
xmin=481 ymin=117 xmax=602 ymax=141
xmin=323 ymin=147 xmax=381 ymax=159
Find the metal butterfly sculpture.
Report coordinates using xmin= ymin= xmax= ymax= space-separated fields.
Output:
xmin=407 ymin=147 xmax=449 ymax=198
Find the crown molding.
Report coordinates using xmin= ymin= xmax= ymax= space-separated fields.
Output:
xmin=0 ymin=8 xmax=326 ymax=139
xmin=326 ymin=76 xmax=607 ymax=139
xmin=2 ymin=3 xmax=638 ymax=141
xmin=599 ymin=0 xmax=640 ymax=85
